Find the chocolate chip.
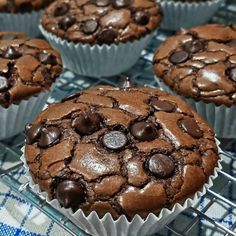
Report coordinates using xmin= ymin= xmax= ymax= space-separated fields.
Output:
xmin=25 ymin=124 xmax=41 ymax=144
xmin=226 ymin=67 xmax=236 ymax=82
xmin=72 ymin=113 xmax=101 ymax=135
xmin=92 ymin=0 xmax=110 ymax=6
xmin=38 ymin=52 xmax=57 ymax=65
xmin=134 ymin=10 xmax=150 ymax=25
xmin=119 ymin=77 xmax=133 ymax=89
xmin=102 ymin=131 xmax=127 ymax=150
xmin=183 ymin=40 xmax=204 ymax=53
xmin=169 ymin=50 xmax=189 ymax=64
xmin=56 ymin=180 xmax=85 ymax=208
xmin=0 ymin=76 xmax=9 ymax=92
xmin=112 ymin=0 xmax=132 ymax=8
xmin=54 ymin=3 xmax=70 ymax=16
xmin=58 ymin=16 xmax=76 ymax=31
xmin=38 ymin=127 xmax=61 ymax=148
xmin=131 ymin=122 xmax=158 ymax=141
xmin=19 ymin=2 xmax=32 ymax=12
xmin=226 ymin=39 xmax=236 ymax=48
xmin=147 ymin=154 xmax=175 ymax=178
xmin=150 ymin=98 xmax=175 ymax=112
xmin=2 ymin=46 xmax=22 ymax=59
xmin=97 ymin=29 xmax=117 ymax=45
xmin=82 ymin=20 xmax=98 ymax=35
xmin=179 ymin=118 xmax=203 ymax=139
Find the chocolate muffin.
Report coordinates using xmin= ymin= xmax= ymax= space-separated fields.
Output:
xmin=0 ymin=0 xmax=54 ymax=13
xmin=41 ymin=0 xmax=162 ymax=44
xmin=153 ymin=24 xmax=236 ymax=106
xmin=24 ymin=85 xmax=219 ymax=220
xmin=0 ymin=33 xmax=62 ymax=108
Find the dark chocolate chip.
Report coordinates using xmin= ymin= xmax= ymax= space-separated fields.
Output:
xmin=56 ymin=180 xmax=85 ymax=208
xmin=227 ymin=67 xmax=236 ymax=82
xmin=19 ymin=2 xmax=33 ymax=12
xmin=38 ymin=52 xmax=57 ymax=65
xmin=119 ymin=77 xmax=133 ymax=89
xmin=72 ymin=113 xmax=101 ymax=135
xmin=2 ymin=46 xmax=22 ymax=59
xmin=134 ymin=10 xmax=150 ymax=25
xmin=150 ymin=98 xmax=175 ymax=112
xmin=131 ymin=122 xmax=158 ymax=141
xmin=0 ymin=76 xmax=9 ymax=92
xmin=169 ymin=50 xmax=189 ymax=64
xmin=147 ymin=154 xmax=175 ymax=178
xmin=54 ymin=3 xmax=70 ymax=16
xmin=97 ymin=29 xmax=117 ymax=45
xmin=58 ymin=16 xmax=76 ymax=31
xmin=38 ymin=127 xmax=61 ymax=148
xmin=226 ymin=39 xmax=236 ymax=48
xmin=183 ymin=40 xmax=204 ymax=53
xmin=92 ymin=0 xmax=110 ymax=7
xmin=112 ymin=0 xmax=132 ymax=8
xmin=82 ymin=20 xmax=98 ymax=35
xmin=25 ymin=124 xmax=41 ymax=144
xmin=179 ymin=118 xmax=203 ymax=139
xmin=102 ymin=131 xmax=127 ymax=150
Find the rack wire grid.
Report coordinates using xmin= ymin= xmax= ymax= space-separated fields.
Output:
xmin=1 ymin=1 xmax=236 ymax=236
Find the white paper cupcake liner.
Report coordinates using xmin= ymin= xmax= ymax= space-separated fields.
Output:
xmin=155 ymin=77 xmax=236 ymax=138
xmin=39 ymin=25 xmax=154 ymax=78
xmin=0 ymin=10 xmax=43 ymax=37
xmin=21 ymin=139 xmax=223 ymax=236
xmin=157 ymin=0 xmax=225 ymax=31
xmin=0 ymin=89 xmax=51 ymax=140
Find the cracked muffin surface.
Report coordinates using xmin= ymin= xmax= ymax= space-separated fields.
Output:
xmin=153 ymin=24 xmax=236 ymax=106
xmin=41 ymin=0 xmax=162 ymax=44
xmin=0 ymin=32 xmax=62 ymax=107
xmin=25 ymin=85 xmax=219 ymax=220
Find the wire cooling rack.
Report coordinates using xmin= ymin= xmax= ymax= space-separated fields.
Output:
xmin=1 ymin=1 xmax=236 ymax=235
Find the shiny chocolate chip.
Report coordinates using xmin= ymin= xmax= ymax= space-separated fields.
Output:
xmin=169 ymin=50 xmax=189 ymax=64
xmin=183 ymin=40 xmax=204 ymax=53
xmin=38 ymin=52 xmax=57 ymax=65
xmin=147 ymin=154 xmax=175 ymax=178
xmin=97 ymin=29 xmax=117 ymax=45
xmin=56 ymin=180 xmax=85 ymax=208
xmin=150 ymin=98 xmax=175 ymax=112
xmin=179 ymin=118 xmax=203 ymax=139
xmin=92 ymin=0 xmax=110 ymax=7
xmin=25 ymin=124 xmax=41 ymax=144
xmin=112 ymin=0 xmax=132 ymax=8
xmin=227 ymin=67 xmax=236 ymax=82
xmin=58 ymin=16 xmax=76 ymax=30
xmin=82 ymin=20 xmax=98 ymax=35
xmin=0 ymin=76 xmax=9 ymax=92
xmin=102 ymin=131 xmax=127 ymax=150
xmin=226 ymin=39 xmax=236 ymax=48
xmin=134 ymin=10 xmax=150 ymax=25
xmin=38 ymin=127 xmax=61 ymax=148
xmin=119 ymin=76 xmax=133 ymax=89
xmin=2 ymin=46 xmax=22 ymax=59
xmin=73 ymin=113 xmax=101 ymax=135
xmin=54 ymin=3 xmax=70 ymax=16
xmin=131 ymin=122 xmax=158 ymax=141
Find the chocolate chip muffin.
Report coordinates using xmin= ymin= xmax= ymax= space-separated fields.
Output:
xmin=0 ymin=0 xmax=54 ymax=13
xmin=0 ymin=34 xmax=62 ymax=108
xmin=24 ymin=85 xmax=219 ymax=220
xmin=41 ymin=0 xmax=162 ymax=44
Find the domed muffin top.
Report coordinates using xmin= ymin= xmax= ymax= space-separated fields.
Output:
xmin=25 ymin=85 xmax=218 ymax=219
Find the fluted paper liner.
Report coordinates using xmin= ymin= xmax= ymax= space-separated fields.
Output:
xmin=0 ymin=10 xmax=43 ymax=37
xmin=157 ymin=0 xmax=225 ymax=30
xmin=0 ymin=90 xmax=51 ymax=140
xmin=155 ymin=77 xmax=236 ymax=138
xmin=39 ymin=25 xmax=154 ymax=78
xmin=21 ymin=139 xmax=223 ymax=236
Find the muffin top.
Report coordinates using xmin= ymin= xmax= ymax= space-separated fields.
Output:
xmin=41 ymin=0 xmax=162 ymax=44
xmin=0 ymin=33 xmax=62 ymax=108
xmin=0 ymin=0 xmax=54 ymax=13
xmin=25 ymin=85 xmax=218 ymax=220
xmin=153 ymin=24 xmax=236 ymax=106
